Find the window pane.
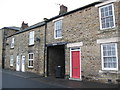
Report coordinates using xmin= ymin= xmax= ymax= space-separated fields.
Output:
xmin=29 ymin=61 xmax=30 ymax=66
xmin=101 ymin=12 xmax=104 ymax=17
xmin=29 ymin=54 xmax=31 ymax=59
xmin=29 ymin=61 xmax=33 ymax=66
xmin=109 ymin=16 xmax=114 ymax=27
xmin=109 ymin=11 xmax=112 ymax=15
xmin=110 ymin=17 xmax=113 ymax=22
xmin=56 ymin=29 xmax=62 ymax=37
xmin=113 ymin=63 xmax=116 ymax=68
xmin=110 ymin=21 xmax=114 ymax=27
xmin=28 ymin=60 xmax=33 ymax=67
xmin=112 ymin=57 xmax=116 ymax=62
xmin=109 ymin=5 xmax=112 ymax=11
xmin=31 ymin=61 xmax=33 ymax=66
xmin=105 ymin=11 xmax=109 ymax=16
xmin=106 ymin=17 xmax=110 ymax=28
xmin=101 ymin=8 xmax=104 ymax=13
xmin=102 ymin=18 xmax=105 ymax=24
xmin=105 ymin=7 xmax=108 ymax=12
xmin=31 ymin=54 xmax=33 ymax=59
xmin=29 ymin=53 xmax=33 ymax=59
xmin=103 ymin=44 xmax=107 ymax=50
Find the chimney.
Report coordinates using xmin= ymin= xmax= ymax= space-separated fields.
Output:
xmin=21 ymin=21 xmax=28 ymax=30
xmin=59 ymin=5 xmax=68 ymax=15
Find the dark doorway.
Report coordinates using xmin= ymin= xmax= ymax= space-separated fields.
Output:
xmin=47 ymin=45 xmax=65 ymax=78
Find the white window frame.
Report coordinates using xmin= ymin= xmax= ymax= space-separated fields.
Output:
xmin=29 ymin=31 xmax=34 ymax=45
xmin=99 ymin=4 xmax=116 ymax=30
xmin=28 ymin=53 xmax=34 ymax=68
xmin=10 ymin=55 xmax=13 ymax=66
xmin=101 ymin=43 xmax=118 ymax=71
xmin=54 ymin=20 xmax=62 ymax=39
xmin=11 ymin=38 xmax=15 ymax=48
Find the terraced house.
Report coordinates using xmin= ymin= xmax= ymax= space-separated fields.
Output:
xmin=3 ymin=0 xmax=120 ymax=84
xmin=5 ymin=21 xmax=45 ymax=75
xmin=0 ymin=27 xmax=20 ymax=68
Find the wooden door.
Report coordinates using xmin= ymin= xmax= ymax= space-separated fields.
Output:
xmin=21 ymin=56 xmax=25 ymax=72
xmin=71 ymin=49 xmax=81 ymax=79
xmin=16 ymin=56 xmax=20 ymax=71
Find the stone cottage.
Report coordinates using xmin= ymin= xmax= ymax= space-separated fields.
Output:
xmin=0 ymin=27 xmax=20 ymax=68
xmin=4 ymin=0 xmax=120 ymax=84
xmin=5 ymin=21 xmax=46 ymax=75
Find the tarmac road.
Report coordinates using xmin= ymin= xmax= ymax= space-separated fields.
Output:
xmin=2 ymin=71 xmax=64 ymax=88
xmin=2 ymin=69 xmax=119 ymax=89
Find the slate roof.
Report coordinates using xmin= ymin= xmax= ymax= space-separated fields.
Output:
xmin=2 ymin=27 xmax=20 ymax=31
xmin=6 ymin=21 xmax=45 ymax=38
xmin=23 ymin=21 xmax=45 ymax=31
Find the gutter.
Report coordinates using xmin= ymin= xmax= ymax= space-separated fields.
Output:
xmin=2 ymin=29 xmax=5 ymax=69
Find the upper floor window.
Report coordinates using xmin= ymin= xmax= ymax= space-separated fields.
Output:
xmin=28 ymin=53 xmax=34 ymax=68
xmin=101 ymin=43 xmax=118 ymax=70
xmin=54 ymin=20 xmax=62 ymax=39
xmin=29 ymin=31 xmax=34 ymax=45
xmin=99 ymin=4 xmax=115 ymax=30
xmin=11 ymin=38 xmax=14 ymax=48
xmin=10 ymin=55 xmax=13 ymax=66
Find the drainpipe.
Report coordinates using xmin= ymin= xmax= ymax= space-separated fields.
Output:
xmin=43 ymin=18 xmax=48 ymax=77
xmin=2 ymin=29 xmax=5 ymax=69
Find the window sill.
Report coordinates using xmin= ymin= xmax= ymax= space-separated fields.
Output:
xmin=54 ymin=37 xmax=62 ymax=39
xmin=99 ymin=70 xmax=120 ymax=74
xmin=100 ymin=26 xmax=116 ymax=31
xmin=28 ymin=44 xmax=34 ymax=47
xmin=97 ymin=28 xmax=117 ymax=35
xmin=28 ymin=66 xmax=34 ymax=69
xmin=102 ymin=68 xmax=118 ymax=71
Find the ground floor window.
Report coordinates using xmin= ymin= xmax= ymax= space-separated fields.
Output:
xmin=28 ymin=53 xmax=34 ymax=68
xmin=101 ymin=43 xmax=118 ymax=70
xmin=10 ymin=55 xmax=13 ymax=66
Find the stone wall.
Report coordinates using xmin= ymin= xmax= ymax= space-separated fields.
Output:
xmin=0 ymin=30 xmax=3 ymax=68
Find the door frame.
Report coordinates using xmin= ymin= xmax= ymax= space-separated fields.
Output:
xmin=70 ymin=47 xmax=81 ymax=80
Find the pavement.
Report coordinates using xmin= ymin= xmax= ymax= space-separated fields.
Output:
xmin=2 ymin=69 xmax=119 ymax=88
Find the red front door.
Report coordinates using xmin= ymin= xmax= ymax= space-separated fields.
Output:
xmin=71 ymin=50 xmax=80 ymax=79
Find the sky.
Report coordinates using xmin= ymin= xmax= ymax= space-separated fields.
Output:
xmin=0 ymin=0 xmax=98 ymax=29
